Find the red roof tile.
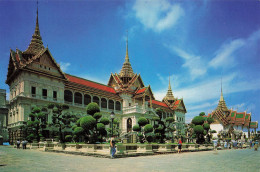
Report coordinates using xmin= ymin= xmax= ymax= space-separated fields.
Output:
xmin=136 ymin=88 xmax=146 ymax=94
xmin=66 ymin=74 xmax=116 ymax=94
xmin=174 ymin=100 xmax=180 ymax=105
xmin=152 ymin=100 xmax=169 ymax=108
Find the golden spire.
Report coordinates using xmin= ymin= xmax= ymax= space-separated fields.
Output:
xmin=24 ymin=1 xmax=44 ymax=55
xmin=119 ymin=31 xmax=134 ymax=78
xmin=125 ymin=30 xmax=129 ymax=62
xmin=216 ymin=78 xmax=228 ymax=112
xmin=163 ymin=75 xmax=175 ymax=101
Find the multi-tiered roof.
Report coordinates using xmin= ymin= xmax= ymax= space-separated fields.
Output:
xmin=208 ymin=87 xmax=258 ymax=129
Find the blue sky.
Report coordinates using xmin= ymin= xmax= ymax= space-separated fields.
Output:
xmin=0 ymin=0 xmax=260 ymax=124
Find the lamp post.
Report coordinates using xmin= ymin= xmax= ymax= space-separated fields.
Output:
xmin=110 ymin=111 xmax=115 ymax=137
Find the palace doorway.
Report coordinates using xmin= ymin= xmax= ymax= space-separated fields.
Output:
xmin=127 ymin=118 xmax=132 ymax=133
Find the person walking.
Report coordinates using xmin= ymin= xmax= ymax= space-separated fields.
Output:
xmin=22 ymin=140 xmax=25 ymax=149
xmin=224 ymin=140 xmax=227 ymax=149
xmin=110 ymin=138 xmax=116 ymax=158
xmin=17 ymin=140 xmax=20 ymax=149
xmin=178 ymin=138 xmax=182 ymax=154
xmin=254 ymin=140 xmax=258 ymax=151
xmin=24 ymin=140 xmax=27 ymax=149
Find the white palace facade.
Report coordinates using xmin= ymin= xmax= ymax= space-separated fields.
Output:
xmin=5 ymin=7 xmax=187 ymax=144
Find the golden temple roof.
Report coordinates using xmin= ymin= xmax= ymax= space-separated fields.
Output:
xmin=24 ymin=3 xmax=44 ymax=55
xmin=163 ymin=76 xmax=174 ymax=101
xmin=119 ymin=34 xmax=134 ymax=78
xmin=216 ymin=86 xmax=229 ymax=112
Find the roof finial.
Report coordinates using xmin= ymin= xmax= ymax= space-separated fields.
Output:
xmin=220 ymin=76 xmax=224 ymax=101
xmin=125 ymin=30 xmax=129 ymax=62
xmin=119 ymin=30 xmax=134 ymax=78
xmin=168 ymin=75 xmax=172 ymax=90
xmin=37 ymin=1 xmax=39 ymax=25
xmin=24 ymin=1 xmax=44 ymax=55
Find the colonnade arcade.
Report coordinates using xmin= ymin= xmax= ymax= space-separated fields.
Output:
xmin=64 ymin=90 xmax=121 ymax=111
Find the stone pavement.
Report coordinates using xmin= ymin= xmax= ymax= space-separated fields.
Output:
xmin=0 ymin=146 xmax=259 ymax=172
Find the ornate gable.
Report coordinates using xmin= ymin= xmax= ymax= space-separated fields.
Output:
xmin=24 ymin=48 xmax=67 ymax=80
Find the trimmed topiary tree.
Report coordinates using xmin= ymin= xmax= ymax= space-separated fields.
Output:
xmin=65 ymin=135 xmax=72 ymax=142
xmin=48 ymin=103 xmax=77 ymax=143
xmin=135 ymin=117 xmax=149 ymax=143
xmin=192 ymin=112 xmax=214 ymax=144
xmin=192 ymin=116 xmax=205 ymax=125
xmin=24 ymin=106 xmax=48 ymax=142
xmin=75 ymin=102 xmax=110 ymax=143
xmin=133 ymin=125 xmax=141 ymax=132
xmin=144 ymin=124 xmax=153 ymax=133
xmin=152 ymin=108 xmax=175 ymax=143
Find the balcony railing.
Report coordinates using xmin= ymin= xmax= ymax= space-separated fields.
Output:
xmin=123 ymin=105 xmax=154 ymax=114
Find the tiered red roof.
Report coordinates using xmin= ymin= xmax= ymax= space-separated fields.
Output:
xmin=171 ymin=100 xmax=180 ymax=110
xmin=66 ymin=74 xmax=116 ymax=94
xmin=152 ymin=100 xmax=168 ymax=108
xmin=136 ymin=87 xmax=146 ymax=94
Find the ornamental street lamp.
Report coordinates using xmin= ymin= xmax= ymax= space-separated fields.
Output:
xmin=110 ymin=111 xmax=115 ymax=137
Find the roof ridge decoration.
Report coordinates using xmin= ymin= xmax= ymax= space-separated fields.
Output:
xmin=119 ymin=31 xmax=134 ymax=78
xmin=24 ymin=1 xmax=45 ymax=55
xmin=163 ymin=75 xmax=174 ymax=101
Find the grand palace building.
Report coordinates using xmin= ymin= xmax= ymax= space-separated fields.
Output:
xmin=5 ymin=7 xmax=186 ymax=144
xmin=207 ymin=87 xmax=258 ymax=139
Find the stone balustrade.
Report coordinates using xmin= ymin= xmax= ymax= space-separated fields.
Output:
xmin=26 ymin=142 xmax=215 ymax=156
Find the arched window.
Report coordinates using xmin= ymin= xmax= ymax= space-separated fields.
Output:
xmin=93 ymin=96 xmax=100 ymax=105
xmin=127 ymin=118 xmax=132 ymax=133
xmin=64 ymin=90 xmax=73 ymax=103
xmin=74 ymin=92 xmax=82 ymax=104
xmin=108 ymin=100 xmax=114 ymax=110
xmin=101 ymin=98 xmax=107 ymax=109
xmin=84 ymin=94 xmax=91 ymax=105
xmin=115 ymin=101 xmax=121 ymax=111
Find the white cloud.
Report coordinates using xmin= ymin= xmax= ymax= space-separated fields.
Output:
xmin=229 ymin=103 xmax=245 ymax=111
xmin=59 ymin=62 xmax=71 ymax=72
xmin=133 ymin=0 xmax=184 ymax=32
xmin=188 ymin=101 xmax=218 ymax=111
xmin=154 ymin=72 xmax=260 ymax=105
xmin=209 ymin=29 xmax=260 ymax=69
xmin=168 ymin=47 xmax=207 ymax=80
xmin=209 ymin=39 xmax=245 ymax=68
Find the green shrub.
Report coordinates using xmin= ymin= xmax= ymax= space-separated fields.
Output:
xmin=72 ymin=125 xmax=77 ymax=130
xmin=74 ymin=127 xmax=84 ymax=136
xmin=203 ymin=123 xmax=210 ymax=131
xmin=152 ymin=117 xmax=160 ymax=121
xmin=97 ymin=123 xmax=105 ymax=131
xmin=138 ymin=117 xmax=148 ymax=126
xmin=199 ymin=112 xmax=205 ymax=116
xmin=192 ymin=116 xmax=205 ymax=125
xmin=193 ymin=125 xmax=204 ymax=134
xmin=211 ymin=130 xmax=217 ymax=133
xmin=86 ymin=102 xmax=100 ymax=116
xmin=93 ymin=112 xmax=102 ymax=120
xmin=80 ymin=116 xmax=96 ymax=130
xmin=133 ymin=125 xmax=141 ymax=132
xmin=100 ymin=117 xmax=109 ymax=125
xmin=65 ymin=135 xmax=72 ymax=142
xmin=165 ymin=117 xmax=174 ymax=123
xmin=207 ymin=117 xmax=214 ymax=124
xmin=32 ymin=107 xmax=41 ymax=113
xmin=76 ymin=119 xmax=81 ymax=126
xmin=144 ymin=124 xmax=153 ymax=133
xmin=155 ymin=108 xmax=164 ymax=118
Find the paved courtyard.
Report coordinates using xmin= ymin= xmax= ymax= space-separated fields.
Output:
xmin=0 ymin=146 xmax=259 ymax=172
